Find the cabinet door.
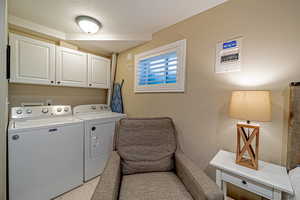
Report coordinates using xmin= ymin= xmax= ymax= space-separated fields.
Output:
xmin=56 ymin=47 xmax=88 ymax=87
xmin=88 ymin=54 xmax=110 ymax=88
xmin=9 ymin=33 xmax=55 ymax=85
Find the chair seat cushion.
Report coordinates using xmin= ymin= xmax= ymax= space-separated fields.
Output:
xmin=119 ymin=172 xmax=193 ymax=200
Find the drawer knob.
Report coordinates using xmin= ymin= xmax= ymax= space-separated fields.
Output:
xmin=92 ymin=127 xmax=96 ymax=131
xmin=242 ymin=180 xmax=247 ymax=185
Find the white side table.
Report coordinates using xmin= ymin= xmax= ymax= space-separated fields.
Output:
xmin=209 ymin=150 xmax=294 ymax=200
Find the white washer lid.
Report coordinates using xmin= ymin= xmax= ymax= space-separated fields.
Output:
xmin=8 ymin=116 xmax=83 ymax=133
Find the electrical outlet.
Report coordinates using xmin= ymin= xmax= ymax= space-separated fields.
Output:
xmin=127 ymin=53 xmax=133 ymax=61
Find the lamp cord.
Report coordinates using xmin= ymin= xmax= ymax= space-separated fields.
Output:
xmin=247 ymin=120 xmax=251 ymax=139
xmin=247 ymin=128 xmax=250 ymax=139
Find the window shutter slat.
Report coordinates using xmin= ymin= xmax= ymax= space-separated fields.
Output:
xmin=138 ymin=69 xmax=177 ymax=76
xmin=138 ymin=64 xmax=178 ymax=72
xmin=139 ymin=73 xmax=178 ymax=81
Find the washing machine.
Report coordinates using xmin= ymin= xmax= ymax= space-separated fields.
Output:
xmin=8 ymin=105 xmax=84 ymax=200
xmin=73 ymin=104 xmax=126 ymax=181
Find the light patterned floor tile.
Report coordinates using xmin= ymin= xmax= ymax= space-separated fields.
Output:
xmin=53 ymin=176 xmax=100 ymax=200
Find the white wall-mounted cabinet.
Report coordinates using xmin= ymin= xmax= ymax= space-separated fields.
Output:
xmin=88 ymin=54 xmax=110 ymax=89
xmin=56 ymin=47 xmax=88 ymax=88
xmin=9 ymin=33 xmax=111 ymax=89
xmin=9 ymin=33 xmax=56 ymax=85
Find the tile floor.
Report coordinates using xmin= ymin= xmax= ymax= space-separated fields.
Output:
xmin=53 ymin=176 xmax=100 ymax=200
xmin=52 ymin=176 xmax=234 ymax=200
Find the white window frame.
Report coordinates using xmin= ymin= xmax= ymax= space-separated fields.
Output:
xmin=134 ymin=39 xmax=186 ymax=93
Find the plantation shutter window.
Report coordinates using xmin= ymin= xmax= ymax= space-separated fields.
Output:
xmin=138 ymin=51 xmax=178 ymax=86
xmin=134 ymin=39 xmax=186 ymax=93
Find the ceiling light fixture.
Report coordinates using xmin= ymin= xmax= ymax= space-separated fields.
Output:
xmin=75 ymin=16 xmax=102 ymax=34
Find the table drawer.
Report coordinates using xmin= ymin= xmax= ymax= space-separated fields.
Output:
xmin=222 ymin=172 xmax=273 ymax=199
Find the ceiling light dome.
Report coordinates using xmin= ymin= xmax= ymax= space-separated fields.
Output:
xmin=75 ymin=16 xmax=102 ymax=34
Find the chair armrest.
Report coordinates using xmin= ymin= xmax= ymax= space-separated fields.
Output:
xmin=175 ymin=151 xmax=223 ymax=200
xmin=91 ymin=151 xmax=122 ymax=200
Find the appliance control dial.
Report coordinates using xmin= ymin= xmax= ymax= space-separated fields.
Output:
xmin=26 ymin=109 xmax=32 ymax=114
xmin=16 ymin=109 xmax=23 ymax=114
xmin=64 ymin=107 xmax=69 ymax=112
xmin=42 ymin=108 xmax=49 ymax=114
xmin=57 ymin=107 xmax=62 ymax=112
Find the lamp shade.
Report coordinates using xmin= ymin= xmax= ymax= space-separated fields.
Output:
xmin=229 ymin=91 xmax=271 ymax=122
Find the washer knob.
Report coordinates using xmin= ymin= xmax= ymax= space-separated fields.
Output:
xmin=12 ymin=135 xmax=19 ymax=140
xmin=42 ymin=108 xmax=49 ymax=114
xmin=57 ymin=107 xmax=62 ymax=112
xmin=26 ymin=109 xmax=32 ymax=114
xmin=16 ymin=109 xmax=23 ymax=114
xmin=64 ymin=107 xmax=69 ymax=112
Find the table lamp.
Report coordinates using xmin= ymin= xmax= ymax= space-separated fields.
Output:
xmin=229 ymin=91 xmax=271 ymax=170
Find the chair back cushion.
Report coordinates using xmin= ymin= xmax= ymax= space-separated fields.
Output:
xmin=116 ymin=117 xmax=177 ymax=175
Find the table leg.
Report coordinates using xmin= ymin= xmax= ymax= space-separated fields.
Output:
xmin=273 ymin=190 xmax=281 ymax=200
xmin=222 ymin=181 xmax=227 ymax=197
xmin=216 ymin=170 xmax=227 ymax=198
xmin=216 ymin=170 xmax=222 ymax=188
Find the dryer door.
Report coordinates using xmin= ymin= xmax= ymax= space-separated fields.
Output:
xmin=85 ymin=120 xmax=115 ymax=181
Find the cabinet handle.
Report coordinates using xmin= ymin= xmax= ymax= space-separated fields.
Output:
xmin=92 ymin=127 xmax=96 ymax=131
xmin=57 ymin=81 xmax=61 ymax=84
xmin=242 ymin=180 xmax=247 ymax=185
xmin=89 ymin=84 xmax=92 ymax=86
xmin=51 ymin=81 xmax=54 ymax=83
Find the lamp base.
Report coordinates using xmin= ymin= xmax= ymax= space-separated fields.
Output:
xmin=236 ymin=123 xmax=259 ymax=170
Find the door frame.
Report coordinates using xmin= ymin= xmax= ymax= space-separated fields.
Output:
xmin=0 ymin=0 xmax=8 ymax=199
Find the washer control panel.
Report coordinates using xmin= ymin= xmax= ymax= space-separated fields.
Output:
xmin=11 ymin=105 xmax=72 ymax=119
xmin=73 ymin=104 xmax=111 ymax=114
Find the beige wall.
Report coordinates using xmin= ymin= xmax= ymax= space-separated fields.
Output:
xmin=9 ymin=83 xmax=107 ymax=108
xmin=116 ymin=0 xmax=300 ymax=179
xmin=0 ymin=0 xmax=8 ymax=199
